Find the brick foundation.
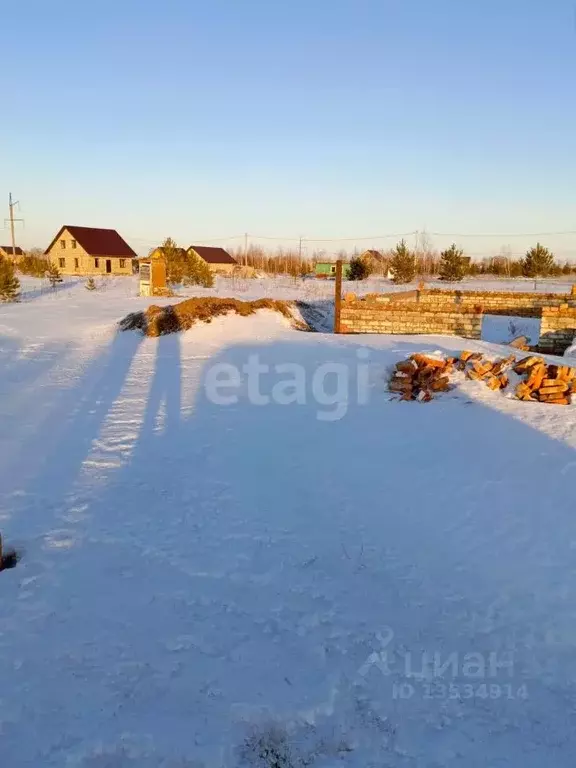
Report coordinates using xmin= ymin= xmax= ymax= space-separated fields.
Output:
xmin=539 ymin=307 xmax=576 ymax=354
xmin=338 ymin=287 xmax=576 ymax=351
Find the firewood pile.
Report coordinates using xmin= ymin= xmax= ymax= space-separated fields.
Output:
xmin=389 ymin=353 xmax=457 ymax=402
xmin=389 ymin=351 xmax=575 ymax=405
xmin=513 ymin=356 xmax=575 ymax=405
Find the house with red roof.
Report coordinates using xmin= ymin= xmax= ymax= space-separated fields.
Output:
xmin=45 ymin=226 xmax=137 ymax=276
xmin=0 ymin=245 xmax=24 ymax=261
xmin=186 ymin=245 xmax=238 ymax=275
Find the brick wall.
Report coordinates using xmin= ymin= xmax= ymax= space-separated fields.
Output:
xmin=340 ymin=301 xmax=483 ymax=338
xmin=338 ymin=287 xmax=576 ymax=344
xmin=539 ymin=307 xmax=576 ymax=354
xmin=418 ymin=289 xmax=576 ymax=316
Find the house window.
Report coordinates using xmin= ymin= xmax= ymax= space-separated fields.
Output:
xmin=330 ymin=265 xmax=336 ymax=274
xmin=59 ymin=258 xmax=65 ymax=268
xmin=60 ymin=239 xmax=66 ymax=249
xmin=71 ymin=240 xmax=77 ymax=249
xmin=94 ymin=258 xmax=99 ymax=268
xmin=74 ymin=258 xmax=79 ymax=269
xmin=119 ymin=259 xmax=126 ymax=268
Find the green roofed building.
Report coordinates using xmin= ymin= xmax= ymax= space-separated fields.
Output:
xmin=315 ymin=262 xmax=351 ymax=279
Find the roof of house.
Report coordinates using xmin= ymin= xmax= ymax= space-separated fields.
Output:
xmin=187 ymin=245 xmax=237 ymax=265
xmin=45 ymin=226 xmax=137 ymax=258
xmin=362 ymin=249 xmax=383 ymax=258
xmin=0 ymin=245 xmax=24 ymax=256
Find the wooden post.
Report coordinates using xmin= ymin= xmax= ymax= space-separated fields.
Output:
xmin=334 ymin=259 xmax=343 ymax=333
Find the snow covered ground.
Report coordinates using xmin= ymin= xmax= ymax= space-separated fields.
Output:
xmin=2 ymin=277 xmax=576 ymax=766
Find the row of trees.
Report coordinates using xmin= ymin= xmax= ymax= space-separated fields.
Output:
xmin=229 ymin=240 xmax=576 ymax=280
xmin=346 ymin=241 xmax=561 ymax=284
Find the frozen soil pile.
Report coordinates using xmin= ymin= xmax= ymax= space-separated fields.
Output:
xmin=119 ymin=296 xmax=303 ymax=336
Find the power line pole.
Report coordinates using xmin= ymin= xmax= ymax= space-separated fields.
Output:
xmin=5 ymin=193 xmax=24 ymax=258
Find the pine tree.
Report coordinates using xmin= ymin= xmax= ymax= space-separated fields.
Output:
xmin=183 ymin=251 xmax=214 ymax=288
xmin=347 ymin=256 xmax=371 ymax=281
xmin=85 ymin=277 xmax=97 ymax=291
xmin=0 ymin=256 xmax=21 ymax=301
xmin=46 ymin=262 xmax=63 ymax=288
xmin=156 ymin=237 xmax=187 ymax=285
xmin=522 ymin=243 xmax=555 ymax=278
xmin=439 ymin=243 xmax=466 ymax=282
xmin=389 ymin=240 xmax=416 ymax=284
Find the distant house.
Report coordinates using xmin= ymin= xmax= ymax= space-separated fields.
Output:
xmin=0 ymin=245 xmax=24 ymax=261
xmin=45 ymin=226 xmax=137 ymax=276
xmin=186 ymin=245 xmax=237 ymax=275
xmin=361 ymin=249 xmax=383 ymax=261
xmin=315 ymin=262 xmax=351 ymax=279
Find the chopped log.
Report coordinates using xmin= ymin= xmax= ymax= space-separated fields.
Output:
xmin=509 ymin=336 xmax=529 ymax=349
xmin=417 ymin=390 xmax=433 ymax=402
xmin=538 ymin=395 xmax=571 ymax=405
xmin=516 ymin=383 xmax=534 ymax=400
xmin=389 ymin=380 xmax=413 ymax=393
xmin=514 ymin=356 xmax=544 ymax=374
xmin=541 ymin=378 xmax=569 ymax=388
xmin=526 ymin=364 xmax=547 ymax=391
xmin=472 ymin=360 xmax=493 ymax=377
xmin=430 ymin=376 xmax=450 ymax=392
xmin=466 ymin=369 xmax=482 ymax=381
xmin=555 ymin=366 xmax=574 ymax=381
xmin=410 ymin=354 xmax=446 ymax=369
xmin=538 ymin=384 xmax=569 ymax=396
xmin=460 ymin=350 xmax=474 ymax=362
xmin=396 ymin=360 xmax=417 ymax=374
xmin=485 ymin=374 xmax=502 ymax=391
xmin=499 ymin=374 xmax=509 ymax=389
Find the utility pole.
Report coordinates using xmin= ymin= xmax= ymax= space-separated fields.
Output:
xmin=244 ymin=232 xmax=248 ymax=267
xmin=5 ymin=193 xmax=24 ymax=258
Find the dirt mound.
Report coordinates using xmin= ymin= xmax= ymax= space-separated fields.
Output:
xmin=119 ymin=297 xmax=302 ymax=337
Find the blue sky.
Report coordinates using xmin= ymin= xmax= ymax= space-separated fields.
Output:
xmin=3 ymin=0 xmax=576 ymax=258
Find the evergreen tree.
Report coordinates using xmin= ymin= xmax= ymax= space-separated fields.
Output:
xmin=183 ymin=251 xmax=214 ymax=288
xmin=347 ymin=255 xmax=371 ymax=281
xmin=154 ymin=237 xmax=187 ymax=285
xmin=85 ymin=277 xmax=97 ymax=291
xmin=0 ymin=256 xmax=21 ymax=301
xmin=46 ymin=262 xmax=63 ymax=288
xmin=439 ymin=243 xmax=466 ymax=282
xmin=522 ymin=243 xmax=555 ymax=278
xmin=389 ymin=240 xmax=416 ymax=284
